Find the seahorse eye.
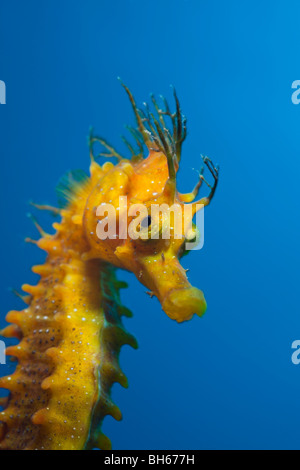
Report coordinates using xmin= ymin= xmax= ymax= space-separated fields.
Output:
xmin=140 ymin=216 xmax=152 ymax=229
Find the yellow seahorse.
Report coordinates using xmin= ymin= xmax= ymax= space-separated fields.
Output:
xmin=0 ymin=83 xmax=219 ymax=450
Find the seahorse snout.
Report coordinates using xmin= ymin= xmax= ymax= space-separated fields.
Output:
xmin=137 ymin=253 xmax=207 ymax=323
xmin=161 ymin=287 xmax=207 ymax=323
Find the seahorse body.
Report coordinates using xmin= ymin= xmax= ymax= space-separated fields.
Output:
xmin=0 ymin=84 xmax=219 ymax=450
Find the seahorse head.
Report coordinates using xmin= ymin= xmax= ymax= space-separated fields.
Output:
xmin=83 ymin=84 xmax=219 ymax=323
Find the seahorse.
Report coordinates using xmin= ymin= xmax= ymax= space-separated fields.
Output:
xmin=0 ymin=83 xmax=219 ymax=450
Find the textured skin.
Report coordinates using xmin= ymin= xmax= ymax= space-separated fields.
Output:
xmin=0 ymin=88 xmax=218 ymax=450
xmin=0 ymin=168 xmax=136 ymax=450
